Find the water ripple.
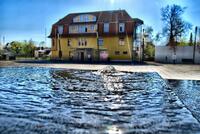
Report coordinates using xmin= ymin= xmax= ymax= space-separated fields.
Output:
xmin=0 ymin=67 xmax=200 ymax=134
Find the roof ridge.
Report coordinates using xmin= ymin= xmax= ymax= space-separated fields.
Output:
xmin=68 ymin=9 xmax=126 ymax=15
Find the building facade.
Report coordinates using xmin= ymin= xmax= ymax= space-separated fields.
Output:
xmin=49 ymin=10 xmax=143 ymax=62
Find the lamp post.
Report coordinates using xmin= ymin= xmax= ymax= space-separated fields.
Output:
xmin=142 ymin=29 xmax=146 ymax=62
xmin=193 ymin=26 xmax=198 ymax=64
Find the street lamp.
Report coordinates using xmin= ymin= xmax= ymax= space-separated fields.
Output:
xmin=193 ymin=26 xmax=198 ymax=64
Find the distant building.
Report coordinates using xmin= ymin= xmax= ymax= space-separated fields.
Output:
xmin=0 ymin=51 xmax=16 ymax=60
xmin=49 ymin=10 xmax=143 ymax=62
xmin=155 ymin=46 xmax=200 ymax=64
xmin=34 ymin=47 xmax=51 ymax=59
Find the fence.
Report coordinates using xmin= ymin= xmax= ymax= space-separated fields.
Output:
xmin=155 ymin=46 xmax=200 ymax=64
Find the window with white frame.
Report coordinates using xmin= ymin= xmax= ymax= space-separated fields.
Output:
xmin=119 ymin=23 xmax=125 ymax=33
xmin=58 ymin=25 xmax=63 ymax=34
xmin=119 ymin=37 xmax=125 ymax=45
xmin=104 ymin=23 xmax=109 ymax=33
xmin=73 ymin=14 xmax=97 ymax=23
xmin=69 ymin=25 xmax=96 ymax=33
xmin=98 ymin=38 xmax=103 ymax=46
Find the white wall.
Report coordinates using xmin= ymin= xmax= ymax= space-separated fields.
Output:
xmin=155 ymin=46 xmax=200 ymax=64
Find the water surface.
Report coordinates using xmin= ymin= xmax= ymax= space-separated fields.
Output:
xmin=0 ymin=67 xmax=200 ymax=134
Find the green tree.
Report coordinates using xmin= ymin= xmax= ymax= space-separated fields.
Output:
xmin=10 ymin=41 xmax=22 ymax=55
xmin=143 ymin=26 xmax=155 ymax=60
xmin=21 ymin=40 xmax=36 ymax=57
xmin=178 ymin=38 xmax=188 ymax=46
xmin=161 ymin=4 xmax=192 ymax=46
xmin=144 ymin=43 xmax=155 ymax=59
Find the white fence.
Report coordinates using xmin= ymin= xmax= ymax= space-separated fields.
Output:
xmin=155 ymin=46 xmax=200 ymax=64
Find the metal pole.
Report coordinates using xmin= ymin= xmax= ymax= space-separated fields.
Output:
xmin=45 ymin=28 xmax=47 ymax=47
xmin=142 ymin=28 xmax=145 ymax=62
xmin=193 ymin=26 xmax=197 ymax=64
xmin=132 ymin=25 xmax=136 ymax=63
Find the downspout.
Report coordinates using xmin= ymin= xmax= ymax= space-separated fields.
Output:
xmin=96 ymin=31 xmax=100 ymax=62
xmin=58 ymin=33 xmax=62 ymax=60
xmin=96 ymin=12 xmax=102 ymax=62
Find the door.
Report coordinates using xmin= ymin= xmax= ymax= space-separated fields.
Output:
xmin=80 ymin=52 xmax=84 ymax=61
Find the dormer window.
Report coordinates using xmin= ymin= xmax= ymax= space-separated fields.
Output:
xmin=104 ymin=23 xmax=109 ymax=33
xmin=119 ymin=23 xmax=125 ymax=33
xmin=73 ymin=14 xmax=96 ymax=23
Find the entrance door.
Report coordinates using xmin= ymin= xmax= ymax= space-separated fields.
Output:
xmin=80 ymin=52 xmax=84 ymax=61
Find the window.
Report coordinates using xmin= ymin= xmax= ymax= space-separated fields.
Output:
xmin=123 ymin=51 xmax=128 ymax=55
xmin=73 ymin=14 xmax=97 ymax=23
xmin=58 ymin=25 xmax=63 ymax=34
xmin=119 ymin=23 xmax=125 ymax=33
xmin=78 ymin=40 xmax=81 ymax=46
xmin=80 ymin=15 xmax=84 ymax=22
xmin=78 ymin=39 xmax=87 ymax=46
xmin=98 ymin=38 xmax=103 ymax=46
xmin=104 ymin=23 xmax=109 ymax=33
xmin=115 ymin=51 xmax=120 ymax=55
xmin=70 ymin=25 xmax=96 ymax=33
xmin=119 ymin=37 xmax=125 ymax=45
xmin=69 ymin=26 xmax=78 ymax=33
xmin=90 ymin=25 xmax=94 ymax=31
xmin=67 ymin=39 xmax=71 ymax=46
xmin=85 ymin=15 xmax=89 ymax=22
xmin=78 ymin=25 xmax=85 ymax=33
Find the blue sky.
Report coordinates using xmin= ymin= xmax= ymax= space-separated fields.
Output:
xmin=0 ymin=0 xmax=200 ymax=46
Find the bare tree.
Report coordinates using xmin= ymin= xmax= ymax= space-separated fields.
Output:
xmin=161 ymin=4 xmax=192 ymax=46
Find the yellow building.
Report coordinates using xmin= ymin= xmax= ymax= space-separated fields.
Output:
xmin=49 ymin=10 xmax=143 ymax=62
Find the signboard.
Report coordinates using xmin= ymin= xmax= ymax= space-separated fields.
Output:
xmin=100 ymin=51 xmax=108 ymax=61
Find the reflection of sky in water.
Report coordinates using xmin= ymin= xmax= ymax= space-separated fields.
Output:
xmin=0 ymin=67 xmax=200 ymax=133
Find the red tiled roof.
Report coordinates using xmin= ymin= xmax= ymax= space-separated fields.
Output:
xmin=54 ymin=10 xmax=134 ymax=25
xmin=49 ymin=10 xmax=143 ymax=38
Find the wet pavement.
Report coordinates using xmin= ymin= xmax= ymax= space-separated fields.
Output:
xmin=0 ymin=67 xmax=200 ymax=134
